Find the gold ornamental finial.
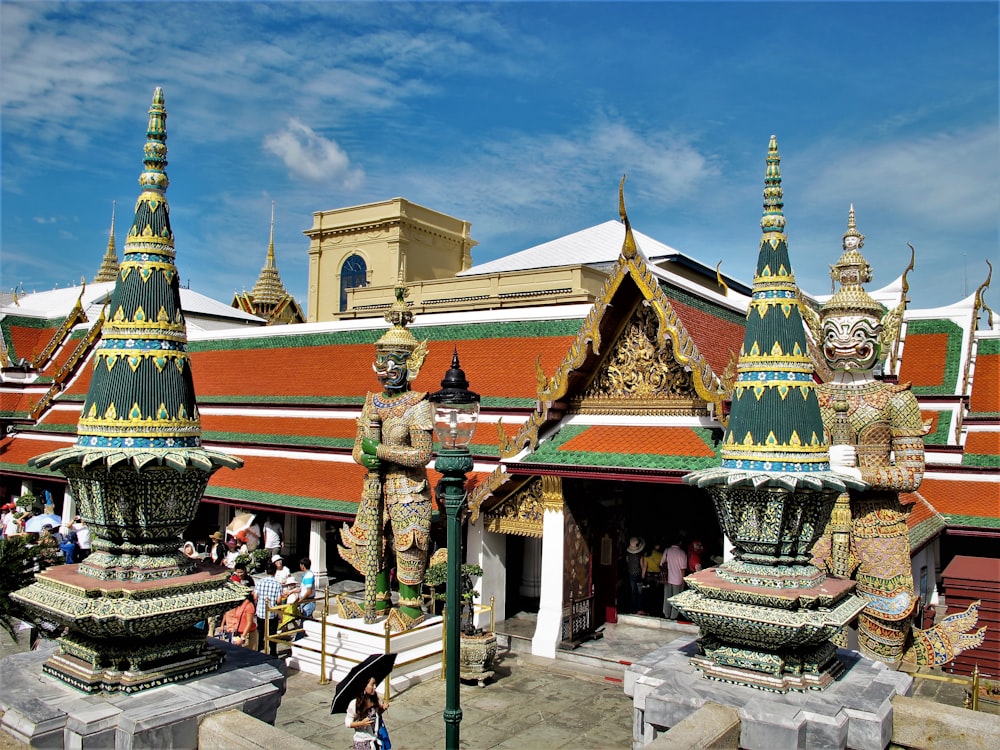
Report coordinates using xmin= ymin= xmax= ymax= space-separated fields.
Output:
xmin=618 ymin=175 xmax=637 ymax=259
xmin=821 ymin=206 xmax=883 ymax=321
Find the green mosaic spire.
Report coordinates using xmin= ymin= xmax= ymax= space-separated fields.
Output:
xmin=719 ymin=136 xmax=829 ymax=474
xmin=31 ymin=88 xmax=239 ymax=472
xmin=72 ymin=87 xmax=203 ymax=450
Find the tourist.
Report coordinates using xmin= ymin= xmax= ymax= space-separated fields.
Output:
xmin=273 ymin=555 xmax=292 ymax=586
xmin=661 ymin=539 xmax=687 ymax=620
xmin=644 ymin=542 xmax=664 ymax=612
xmin=624 ymin=537 xmax=646 ymax=614
xmin=207 ymin=531 xmax=226 ymax=564
xmin=72 ymin=517 xmax=92 ymax=560
xmin=60 ymin=529 xmax=79 ymax=564
xmin=687 ymin=538 xmax=704 ymax=573
xmin=220 ymin=579 xmax=258 ymax=650
xmin=181 ymin=541 xmax=199 ymax=559
xmin=223 ymin=538 xmax=240 ymax=569
xmin=1 ymin=503 xmax=18 ymax=538
xmin=344 ymin=676 xmax=389 ymax=750
xmin=298 ymin=557 xmax=316 ymax=619
xmin=254 ymin=561 xmax=284 ymax=656
xmin=263 ymin=516 xmax=283 ymax=559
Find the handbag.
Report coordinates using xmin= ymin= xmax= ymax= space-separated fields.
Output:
xmin=376 ymin=718 xmax=391 ymax=750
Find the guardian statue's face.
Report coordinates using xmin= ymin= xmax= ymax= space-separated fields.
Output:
xmin=374 ymin=351 xmax=410 ymax=392
xmin=821 ymin=313 xmax=882 ymax=371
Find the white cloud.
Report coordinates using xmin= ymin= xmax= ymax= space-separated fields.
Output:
xmin=263 ymin=119 xmax=364 ymax=188
xmin=797 ymin=125 xmax=999 ymax=233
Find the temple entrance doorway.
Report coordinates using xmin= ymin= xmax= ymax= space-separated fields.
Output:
xmin=563 ymin=477 xmax=721 ymax=626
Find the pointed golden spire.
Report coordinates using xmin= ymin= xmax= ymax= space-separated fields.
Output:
xmin=249 ymin=201 xmax=290 ymax=306
xmin=94 ymin=201 xmax=120 ymax=283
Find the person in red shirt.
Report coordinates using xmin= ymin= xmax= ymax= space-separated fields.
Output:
xmin=220 ymin=579 xmax=258 ymax=650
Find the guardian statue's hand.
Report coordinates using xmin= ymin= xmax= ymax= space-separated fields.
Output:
xmin=360 ymin=453 xmax=381 ymax=470
xmin=362 ymin=436 xmax=380 ymax=455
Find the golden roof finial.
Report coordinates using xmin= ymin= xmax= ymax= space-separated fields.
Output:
xmin=618 ymin=175 xmax=637 ymax=259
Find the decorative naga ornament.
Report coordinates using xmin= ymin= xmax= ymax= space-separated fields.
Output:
xmin=680 ymin=136 xmax=867 ymax=692
xmin=337 ymin=279 xmax=434 ymax=631
xmin=807 ymin=207 xmax=985 ymax=668
xmin=14 ymin=89 xmax=245 ymax=694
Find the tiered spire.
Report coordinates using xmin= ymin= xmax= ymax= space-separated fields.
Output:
xmin=688 ymin=136 xmax=858 ymax=491
xmin=93 ymin=201 xmax=120 ymax=283
xmin=31 ymin=88 xmax=238 ymax=471
xmin=249 ymin=201 xmax=291 ymax=306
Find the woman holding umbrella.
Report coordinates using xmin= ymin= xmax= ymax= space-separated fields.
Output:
xmin=331 ymin=653 xmax=396 ymax=750
xmin=345 ymin=676 xmax=389 ymax=749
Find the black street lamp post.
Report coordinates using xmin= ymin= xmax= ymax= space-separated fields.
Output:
xmin=429 ymin=350 xmax=480 ymax=750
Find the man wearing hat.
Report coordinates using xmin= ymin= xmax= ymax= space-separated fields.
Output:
xmin=625 ymin=536 xmax=647 ymax=614
xmin=208 ymin=531 xmax=226 ymax=565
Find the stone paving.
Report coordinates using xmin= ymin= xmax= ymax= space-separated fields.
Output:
xmin=0 ymin=615 xmax=991 ymax=749
xmin=275 ymin=650 xmax=634 ymax=749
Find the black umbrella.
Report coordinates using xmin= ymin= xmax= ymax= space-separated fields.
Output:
xmin=330 ymin=652 xmax=398 ymax=714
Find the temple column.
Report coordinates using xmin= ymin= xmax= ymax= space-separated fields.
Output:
xmin=308 ymin=519 xmax=329 ymax=589
xmin=531 ymin=502 xmax=565 ymax=658
xmin=61 ymin=487 xmax=77 ymax=531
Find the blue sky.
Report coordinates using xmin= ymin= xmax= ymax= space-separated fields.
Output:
xmin=2 ymin=1 xmax=997 ymax=312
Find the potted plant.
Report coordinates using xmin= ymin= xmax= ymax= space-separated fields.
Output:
xmin=424 ymin=558 xmax=497 ymax=686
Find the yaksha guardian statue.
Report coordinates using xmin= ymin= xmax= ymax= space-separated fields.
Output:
xmin=338 ymin=283 xmax=433 ymax=631
xmin=807 ymin=208 xmax=984 ymax=668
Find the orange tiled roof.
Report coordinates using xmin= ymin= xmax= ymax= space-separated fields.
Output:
xmin=899 ymin=333 xmax=950 ymax=388
xmin=560 ymin=425 xmax=716 ymax=456
xmin=914 ymin=477 xmax=1000 ymax=523
xmin=668 ymin=298 xmax=744 ymax=377
xmin=970 ymin=350 xmax=999 ymax=414
xmin=965 ymin=432 xmax=1000 ymax=457
xmin=7 ymin=325 xmax=58 ymax=365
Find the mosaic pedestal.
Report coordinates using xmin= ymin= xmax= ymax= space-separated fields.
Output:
xmin=287 ymin=612 xmax=443 ymax=692
xmin=625 ymin=636 xmax=913 ymax=750
xmin=672 ymin=566 xmax=867 ymax=692
xmin=10 ymin=562 xmax=244 ymax=694
xmin=0 ymin=639 xmax=286 ymax=749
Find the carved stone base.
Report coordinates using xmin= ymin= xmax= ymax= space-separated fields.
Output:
xmin=42 ymin=632 xmax=225 ymax=694
xmin=11 ymin=563 xmax=244 ymax=639
xmin=459 ymin=631 xmax=497 ymax=687
xmin=691 ymin=635 xmax=844 ymax=692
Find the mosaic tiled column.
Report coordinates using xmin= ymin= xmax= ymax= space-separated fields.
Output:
xmin=12 ymin=89 xmax=244 ymax=694
xmin=678 ymin=137 xmax=866 ymax=692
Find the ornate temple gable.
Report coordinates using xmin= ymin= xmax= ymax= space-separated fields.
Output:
xmin=480 ymin=475 xmax=563 ymax=537
xmin=573 ymin=298 xmax=704 ymax=415
xmin=501 ymin=183 xmax=726 ymax=458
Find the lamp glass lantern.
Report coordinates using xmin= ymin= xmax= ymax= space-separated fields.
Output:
xmin=429 ymin=350 xmax=480 ymax=450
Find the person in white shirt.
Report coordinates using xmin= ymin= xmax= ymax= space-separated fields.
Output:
xmin=263 ymin=516 xmax=283 ymax=559
xmin=73 ymin=519 xmax=92 ymax=558
xmin=273 ymin=555 xmax=292 ymax=586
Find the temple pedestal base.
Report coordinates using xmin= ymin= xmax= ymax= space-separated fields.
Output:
xmin=43 ymin=631 xmax=225 ymax=694
xmin=625 ymin=636 xmax=912 ymax=750
xmin=0 ymin=640 xmax=286 ymax=749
